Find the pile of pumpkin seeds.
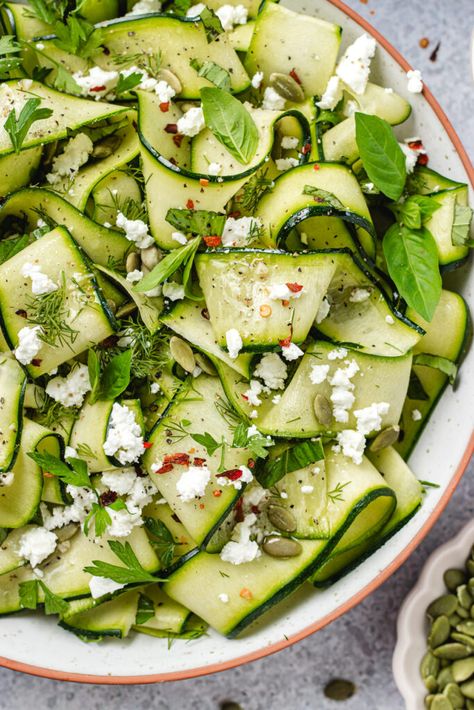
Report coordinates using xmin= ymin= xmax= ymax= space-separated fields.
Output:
xmin=421 ymin=544 xmax=474 ymax=709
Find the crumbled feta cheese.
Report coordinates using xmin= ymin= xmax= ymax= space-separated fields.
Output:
xmin=208 ymin=162 xmax=222 ymax=176
xmin=253 ymin=353 xmax=287 ymax=389
xmin=243 ymin=379 xmax=264 ymax=406
xmin=14 ymin=325 xmax=43 ymax=365
xmin=103 ymin=403 xmax=145 ymax=465
xmin=45 ymin=364 xmax=91 ymax=408
xmin=336 ymin=429 xmax=365 ymax=465
xmin=272 ymin=394 xmax=281 ymax=404
xmin=116 ymin=211 xmax=154 ymax=249
xmin=101 ymin=468 xmax=137 ymax=496
xmin=281 ymin=136 xmax=299 ymax=150
xmin=412 ymin=408 xmax=422 ymax=421
xmin=249 ymin=409 xmax=258 ymax=419
xmin=42 ymin=485 xmax=96 ymax=531
xmin=385 ymin=315 xmax=395 ymax=325
xmin=218 ymin=592 xmax=229 ymax=603
xmin=64 ymin=446 xmax=77 ymax=459
xmin=399 ymin=142 xmax=418 ymax=174
xmin=177 ymin=107 xmax=205 ymax=137
xmin=247 ymin=424 xmax=259 ymax=438
xmin=154 ymin=80 xmax=176 ymax=103
xmin=171 ymin=231 xmax=188 ymax=245
xmin=127 ymin=476 xmax=156 ymax=515
xmin=21 ymin=262 xmax=57 ymax=295
xmin=336 ymin=33 xmax=376 ymax=95
xmin=176 ymin=464 xmax=211 ymax=501
xmin=106 ymin=506 xmax=142 ymax=537
xmin=72 ymin=67 xmax=119 ymax=99
xmin=281 ymin=342 xmax=304 ymax=361
xmin=406 ymin=69 xmax=423 ymax=93
xmin=221 ymin=216 xmax=261 ymax=246
xmin=46 ymin=133 xmax=93 ymax=185
xmin=186 ymin=2 xmax=206 ymax=17
xmin=268 ymin=283 xmax=304 ymax=300
xmin=162 ymin=281 xmax=185 ymax=301
xmin=220 ymin=513 xmax=261 ymax=565
xmin=262 ymin=86 xmax=286 ymax=110
xmin=316 ymin=297 xmax=331 ymax=324
xmin=150 ymin=382 xmax=161 ymax=394
xmin=126 ymin=269 xmax=144 ymax=284
xmin=226 ymin=328 xmax=243 ymax=359
xmin=329 ymin=360 xmax=359 ymax=422
xmin=310 ymin=364 xmax=330 ymax=385
xmin=0 ymin=472 xmax=14 ymax=487
xmin=301 ymin=485 xmax=314 ymax=494
xmin=126 ymin=0 xmax=162 ymax=16
xmin=19 ymin=527 xmax=57 ymax=568
xmin=316 ymin=75 xmax=343 ymax=109
xmin=349 ymin=287 xmax=371 ymax=303
xmin=354 ymin=401 xmax=390 ymax=435
xmin=327 ymin=347 xmax=348 ymax=360
xmin=89 ymin=576 xmax=125 ymax=599
xmin=215 ymin=4 xmax=248 ymax=30
xmin=344 ymin=99 xmax=358 ymax=117
xmin=275 ymin=157 xmax=299 ymax=171
xmin=219 ymin=465 xmax=253 ymax=490
xmin=251 ymin=71 xmax=264 ymax=89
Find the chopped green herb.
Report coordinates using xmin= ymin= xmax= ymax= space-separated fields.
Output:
xmin=4 ymin=98 xmax=53 ymax=154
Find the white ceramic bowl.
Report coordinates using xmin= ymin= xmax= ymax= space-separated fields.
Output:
xmin=393 ymin=519 xmax=474 ymax=710
xmin=0 ymin=0 xmax=472 ymax=684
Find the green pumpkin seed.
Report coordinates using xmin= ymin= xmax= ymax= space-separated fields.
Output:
xmin=140 ymin=245 xmax=161 ymax=271
xmin=323 ymin=679 xmax=356 ymax=701
xmin=421 ymin=651 xmax=441 ymax=679
xmin=431 ymin=694 xmax=454 ymax=710
xmin=369 ymin=425 xmax=400 ymax=452
xmin=267 ymin=504 xmax=297 ymax=533
xmin=313 ymin=394 xmax=333 ymax=427
xmin=434 ymin=643 xmax=471 ymax=660
xmin=443 ymin=682 xmax=465 ymax=709
xmin=269 ymin=72 xmax=305 ymax=103
xmin=91 ymin=134 xmax=122 ymax=159
xmin=467 ymin=700 xmax=474 ymax=710
xmin=425 ymin=695 xmax=435 ymax=709
xmin=262 ymin=535 xmax=302 ymax=558
xmin=428 ymin=595 xmax=459 ymax=618
xmin=438 ymin=667 xmax=455 ymax=690
xmin=116 ymin=301 xmax=137 ymax=318
xmin=471 ymin=604 xmax=474 ymax=619
xmin=194 ymin=352 xmax=217 ymax=376
xmin=449 ymin=613 xmax=462 ymax=627
xmin=467 ymin=559 xmax=474 ymax=577
xmin=458 ymin=585 xmax=473 ymax=610
xmin=452 ymin=632 xmax=474 ymax=650
xmin=457 ymin=606 xmax=470 ymax=619
xmin=425 ymin=675 xmax=439 ymax=693
xmin=467 ymin=578 xmax=474 ymax=596
xmin=429 ymin=615 xmax=451 ymax=648
xmin=444 ymin=569 xmax=466 ymax=592
xmin=157 ymin=68 xmax=182 ymax=94
xmin=461 ymin=679 xmax=474 ymax=699
xmin=452 ymin=657 xmax=474 ymax=683
xmin=106 ymin=298 xmax=117 ymax=314
xmin=169 ymin=336 xmax=196 ymax=373
xmin=126 ymin=251 xmax=141 ymax=273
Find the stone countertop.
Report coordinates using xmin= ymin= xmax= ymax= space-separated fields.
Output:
xmin=0 ymin=1 xmax=472 ymax=707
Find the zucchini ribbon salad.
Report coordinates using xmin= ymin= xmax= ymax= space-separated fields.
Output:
xmin=0 ymin=0 xmax=471 ymax=643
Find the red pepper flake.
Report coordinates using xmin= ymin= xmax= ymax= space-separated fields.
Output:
xmin=31 ymin=358 xmax=42 ymax=367
xmin=173 ymin=134 xmax=184 ymax=147
xmin=164 ymin=452 xmax=190 ymax=466
xmin=286 ymin=282 xmax=303 ymax=293
xmin=240 ymin=587 xmax=253 ymax=600
xmin=407 ymin=140 xmax=424 ymax=151
xmin=313 ymin=164 xmax=320 ymax=171
xmin=154 ymin=463 xmax=174 ymax=474
xmin=203 ymin=235 xmax=222 ymax=247
xmin=199 ymin=178 xmax=209 ymax=187
xmin=186 ymin=199 xmax=194 ymax=209
xmin=159 ymin=102 xmax=170 ymax=112
xmin=193 ymin=457 xmax=206 ymax=466
xmin=289 ymin=68 xmax=302 ymax=85
xmin=213 ymin=489 xmax=222 ymax=498
xmin=143 ymin=442 xmax=153 ymax=449
xmin=417 ymin=153 xmax=429 ymax=166
xmin=100 ymin=490 xmax=118 ymax=507
xmin=247 ymin=458 xmax=255 ymax=469
xmin=169 ymin=157 xmax=177 ymax=166
xmin=279 ymin=336 xmax=292 ymax=348
xmin=251 ymin=505 xmax=260 ymax=514
xmin=164 ymin=123 xmax=178 ymax=134
xmin=234 ymin=497 xmax=244 ymax=523
xmin=228 ymin=210 xmax=241 ymax=219
xmin=241 ymin=394 xmax=249 ymax=401
xmin=43 ymin=472 xmax=54 ymax=479
xmin=281 ymin=299 xmax=290 ymax=307
xmin=15 ymin=309 xmax=27 ymax=318
xmin=90 ymin=85 xmax=106 ymax=93
xmin=217 ymin=469 xmax=243 ymax=481
xmin=302 ymin=143 xmax=311 ymax=155
xmin=199 ymin=503 xmax=205 ymax=510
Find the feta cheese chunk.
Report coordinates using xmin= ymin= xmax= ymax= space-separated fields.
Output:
xmin=14 ymin=325 xmax=43 ymax=365
xmin=275 ymin=157 xmax=299 ymax=171
xmin=19 ymin=527 xmax=57 ymax=568
xmin=162 ymin=281 xmax=185 ymax=301
xmin=329 ymin=360 xmax=359 ymax=423
xmin=281 ymin=136 xmax=299 ymax=150
xmin=412 ymin=408 xmax=422 ymax=421
xmin=349 ymin=288 xmax=371 ymax=303
xmin=116 ymin=211 xmax=154 ymax=249
xmin=336 ymin=429 xmax=366 ymax=465
xmin=262 ymin=86 xmax=286 ymax=110
xmin=21 ymin=263 xmax=57 ymax=295
xmin=336 ymin=33 xmax=376 ymax=95
xmin=186 ymin=2 xmax=206 ymax=17
xmin=45 ymin=364 xmax=91 ymax=408
xmin=89 ymin=576 xmax=125 ymax=599
xmin=226 ymin=328 xmax=243 ymax=359
xmin=316 ymin=75 xmax=343 ymax=110
xmin=46 ymin=133 xmax=94 ymax=185
xmin=268 ymin=283 xmax=304 ymax=300
xmin=177 ymin=107 xmax=205 ymax=137
xmin=218 ymin=592 xmax=229 ymax=603
xmin=315 ymin=296 xmax=331 ymax=324
xmin=126 ymin=0 xmax=162 ymax=15
xmin=327 ymin=347 xmax=348 ymax=360
xmin=215 ymin=4 xmax=248 ymax=30
xmin=103 ymin=403 xmax=145 ymax=465
xmin=309 ymin=364 xmax=330 ymax=385
xmin=399 ymin=142 xmax=418 ymax=174
xmin=221 ymin=216 xmax=262 ymax=246
xmin=243 ymin=379 xmax=264 ymax=406
xmin=354 ymin=401 xmax=390 ymax=435
xmin=254 ymin=353 xmax=287 ymax=389
xmin=220 ymin=513 xmax=261 ymax=565
xmin=41 ymin=485 xmax=96 ymax=530
xmin=176 ymin=463 xmax=212 ymax=501
xmin=251 ymin=72 xmax=264 ymax=89
xmin=171 ymin=231 xmax=188 ymax=245
xmin=281 ymin=342 xmax=304 ymax=361
xmin=208 ymin=162 xmax=222 ymax=176
xmin=72 ymin=67 xmax=119 ymax=99
xmin=406 ymin=69 xmax=423 ymax=93
xmin=101 ymin=469 xmax=138 ymax=496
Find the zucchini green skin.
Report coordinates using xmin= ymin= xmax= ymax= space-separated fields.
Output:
xmin=0 ymin=357 xmax=26 ymax=472
xmin=59 ymin=589 xmax=140 ymax=640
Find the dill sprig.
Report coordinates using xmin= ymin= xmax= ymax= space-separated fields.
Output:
xmin=34 ymin=396 xmax=79 ymax=433
xmin=111 ymin=49 xmax=162 ymax=78
xmin=214 ymin=395 xmax=240 ymax=429
xmin=26 ymin=272 xmax=79 ymax=349
xmin=327 ymin=480 xmax=351 ymax=503
xmin=239 ymin=168 xmax=274 ymax=213
xmin=105 ymin=192 xmax=147 ymax=223
xmin=102 ymin=319 xmax=170 ymax=381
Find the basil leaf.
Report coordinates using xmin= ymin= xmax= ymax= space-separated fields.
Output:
xmin=413 ymin=353 xmax=458 ymax=384
xmin=198 ymin=7 xmax=224 ymax=42
xmin=407 ymin=370 xmax=429 ymax=401
xmin=451 ymin=204 xmax=473 ymax=247
xmin=391 ymin=195 xmax=441 ymax=230
xmin=258 ymin=439 xmax=325 ymax=488
xmin=166 ymin=208 xmax=226 ymax=236
xmin=135 ymin=594 xmax=155 ymax=625
xmin=382 ymin=224 xmax=441 ymax=321
xmin=19 ymin=580 xmax=38 ymax=610
xmin=355 ymin=113 xmax=406 ymax=200
xmin=99 ymin=349 xmax=132 ymax=401
xmin=4 ymin=98 xmax=53 ymax=153
xmin=302 ymin=185 xmax=345 ymax=210
xmin=190 ymin=431 xmax=222 ymax=456
xmin=0 ymin=235 xmax=29 ymax=265
xmin=87 ymin=349 xmax=101 ymax=404
xmin=200 ymin=87 xmax=259 ymax=165
xmin=190 ymin=59 xmax=231 ymax=91
xmin=39 ymin=581 xmax=69 ymax=616
xmin=134 ymin=237 xmax=200 ymax=293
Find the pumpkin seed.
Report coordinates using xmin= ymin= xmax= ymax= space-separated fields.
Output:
xmin=425 ymin=675 xmax=439 ymax=693
xmin=467 ymin=560 xmax=474 ymax=577
xmin=157 ymin=68 xmax=182 ymax=94
xmin=262 ymin=535 xmax=302 ymax=558
xmin=471 ymin=604 xmax=474 ymax=619
xmin=443 ymin=682 xmax=465 ymax=708
xmin=452 ymin=633 xmax=474 ymax=650
xmin=429 ymin=615 xmax=451 ymax=648
xmin=194 ymin=352 xmax=217 ymax=376
xmin=457 ymin=621 xmax=474 ymax=636
xmin=169 ymin=336 xmax=195 ymax=373
xmin=116 ymin=301 xmax=137 ymax=318
xmin=468 ymin=578 xmax=474 ymax=596
xmin=313 ymin=394 xmax=333 ymax=427
xmin=433 ymin=643 xmax=471 ymax=660
xmin=458 ymin=585 xmax=472 ymax=610
xmin=425 ymin=696 xmax=435 ymax=709
xmin=267 ymin=504 xmax=297 ymax=533
xmin=421 ymin=651 xmax=440 ymax=679
xmin=428 ymin=595 xmax=459 ymax=618
xmin=444 ymin=569 xmax=466 ymax=592
xmin=461 ymin=680 xmax=474 ymax=699
xmin=55 ymin=523 xmax=79 ymax=542
xmin=438 ymin=667 xmax=455 ymax=690
xmin=126 ymin=251 xmax=141 ymax=273
xmin=323 ymin=679 xmax=356 ymax=701
xmin=467 ymin=700 xmax=474 ymax=710
xmin=269 ymin=72 xmax=305 ymax=103
xmin=369 ymin=425 xmax=400 ymax=452
xmin=449 ymin=613 xmax=462 ymax=627
xmin=106 ymin=298 xmax=117 ymax=314
xmin=91 ymin=134 xmax=122 ymax=159
xmin=452 ymin=657 xmax=474 ymax=683
xmin=430 ymin=695 xmax=453 ymax=710
xmin=457 ymin=606 xmax=470 ymax=619
xmin=141 ymin=245 xmax=161 ymax=270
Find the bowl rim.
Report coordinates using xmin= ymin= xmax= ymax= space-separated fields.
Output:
xmin=1 ymin=0 xmax=473 ymax=685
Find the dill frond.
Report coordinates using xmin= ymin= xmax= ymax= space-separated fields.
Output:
xmin=26 ymin=272 xmax=79 ymax=349
xmin=239 ymin=169 xmax=274 ymax=213
xmin=34 ymin=396 xmax=79 ymax=434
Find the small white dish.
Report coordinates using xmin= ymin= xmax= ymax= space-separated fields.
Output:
xmin=393 ymin=519 xmax=474 ymax=710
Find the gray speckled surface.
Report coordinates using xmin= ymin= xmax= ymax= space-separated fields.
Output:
xmin=0 ymin=1 xmax=473 ymax=708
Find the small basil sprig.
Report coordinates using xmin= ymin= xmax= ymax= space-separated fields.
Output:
xmin=198 ymin=7 xmax=224 ymax=42
xmin=190 ymin=59 xmax=231 ymax=91
xmin=166 ymin=208 xmax=226 ymax=236
xmin=88 ymin=349 xmax=132 ymax=403
xmin=200 ymin=87 xmax=259 ymax=165
xmin=302 ymin=185 xmax=345 ymax=210
xmin=4 ymin=98 xmax=53 ymax=153
xmin=451 ymin=204 xmax=473 ymax=247
xmin=355 ymin=113 xmax=406 ymax=200
xmin=390 ymin=194 xmax=441 ymax=230
xmin=134 ymin=236 xmax=200 ymax=293
xmin=383 ymin=224 xmax=441 ymax=321
xmin=257 ymin=439 xmax=325 ymax=488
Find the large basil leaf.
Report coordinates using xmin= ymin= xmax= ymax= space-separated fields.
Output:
xmin=200 ymin=87 xmax=259 ymax=165
xmin=355 ymin=113 xmax=406 ymax=200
